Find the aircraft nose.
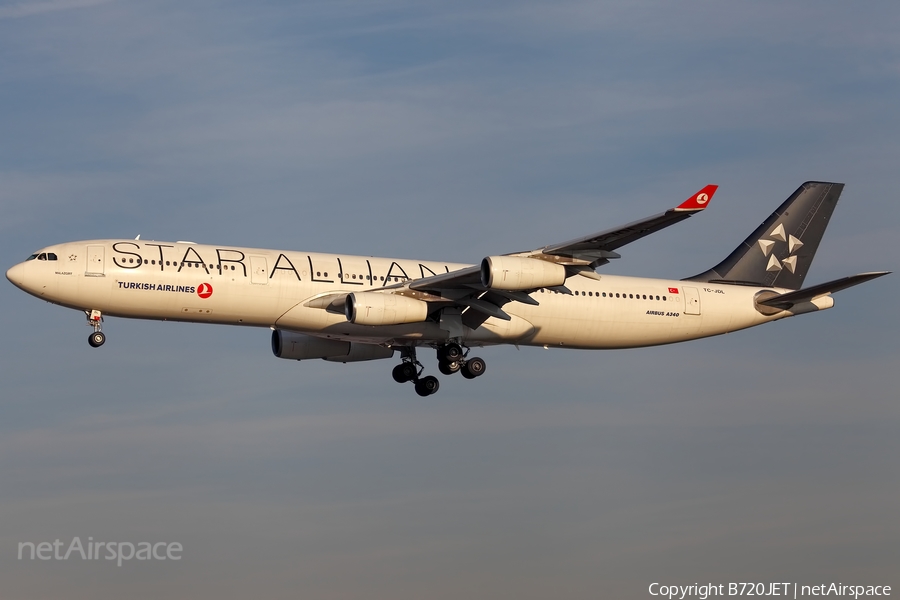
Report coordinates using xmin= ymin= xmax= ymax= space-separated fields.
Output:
xmin=6 ymin=263 xmax=25 ymax=289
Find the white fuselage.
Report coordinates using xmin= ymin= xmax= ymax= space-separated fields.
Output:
xmin=7 ymin=239 xmax=809 ymax=349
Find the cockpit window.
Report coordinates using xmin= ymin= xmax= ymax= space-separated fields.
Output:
xmin=27 ymin=252 xmax=58 ymax=261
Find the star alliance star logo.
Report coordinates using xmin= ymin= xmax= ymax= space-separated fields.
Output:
xmin=757 ymin=223 xmax=803 ymax=273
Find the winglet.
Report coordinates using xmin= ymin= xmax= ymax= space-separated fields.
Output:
xmin=675 ymin=184 xmax=718 ymax=211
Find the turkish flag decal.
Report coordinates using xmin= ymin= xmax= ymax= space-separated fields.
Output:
xmin=668 ymin=287 xmax=679 ymax=294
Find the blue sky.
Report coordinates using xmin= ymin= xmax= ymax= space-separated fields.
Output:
xmin=1 ymin=1 xmax=898 ymax=598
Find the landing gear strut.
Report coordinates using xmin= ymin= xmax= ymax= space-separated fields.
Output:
xmin=85 ymin=310 xmax=105 ymax=348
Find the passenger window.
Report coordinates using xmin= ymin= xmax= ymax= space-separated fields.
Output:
xmin=642 ymin=295 xmax=647 ymax=300
xmin=663 ymin=296 xmax=667 ymax=301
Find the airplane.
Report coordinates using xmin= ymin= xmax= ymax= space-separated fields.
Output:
xmin=6 ymin=181 xmax=889 ymax=396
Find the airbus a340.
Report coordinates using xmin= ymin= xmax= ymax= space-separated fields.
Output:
xmin=7 ymin=181 xmax=888 ymax=396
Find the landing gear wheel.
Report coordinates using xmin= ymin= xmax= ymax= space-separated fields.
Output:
xmin=438 ymin=360 xmax=461 ymax=375
xmin=438 ymin=342 xmax=463 ymax=362
xmin=392 ymin=362 xmax=417 ymax=383
xmin=88 ymin=331 xmax=106 ymax=348
xmin=414 ymin=375 xmax=440 ymax=397
xmin=462 ymin=357 xmax=486 ymax=379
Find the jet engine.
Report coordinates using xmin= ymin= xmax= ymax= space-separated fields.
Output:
xmin=272 ymin=330 xmax=394 ymax=362
xmin=480 ymin=256 xmax=567 ymax=291
xmin=344 ymin=292 xmax=429 ymax=326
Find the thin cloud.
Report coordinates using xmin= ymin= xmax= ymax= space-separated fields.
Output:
xmin=0 ymin=0 xmax=113 ymax=19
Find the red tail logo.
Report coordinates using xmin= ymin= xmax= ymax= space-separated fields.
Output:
xmin=197 ymin=283 xmax=213 ymax=299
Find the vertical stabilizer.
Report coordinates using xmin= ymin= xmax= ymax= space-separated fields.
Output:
xmin=687 ymin=181 xmax=843 ymax=290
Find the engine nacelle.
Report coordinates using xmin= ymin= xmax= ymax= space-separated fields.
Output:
xmin=345 ymin=292 xmax=429 ymax=326
xmin=480 ymin=256 xmax=567 ymax=291
xmin=271 ymin=330 xmax=394 ymax=362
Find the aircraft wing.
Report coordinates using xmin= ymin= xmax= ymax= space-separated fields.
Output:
xmin=522 ymin=184 xmax=719 ymax=266
xmin=406 ymin=184 xmax=718 ymax=294
xmin=391 ymin=185 xmax=718 ymax=327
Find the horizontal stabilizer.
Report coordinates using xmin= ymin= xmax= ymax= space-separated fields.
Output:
xmin=758 ymin=271 xmax=890 ymax=309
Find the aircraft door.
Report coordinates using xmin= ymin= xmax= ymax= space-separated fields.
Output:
xmin=250 ymin=256 xmax=268 ymax=284
xmin=683 ymin=286 xmax=701 ymax=315
xmin=86 ymin=245 xmax=105 ymax=276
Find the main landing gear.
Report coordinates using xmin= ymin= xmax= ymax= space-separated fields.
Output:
xmin=391 ymin=343 xmax=486 ymax=396
xmin=438 ymin=342 xmax=486 ymax=380
xmin=85 ymin=310 xmax=105 ymax=348
xmin=392 ymin=351 xmax=440 ymax=397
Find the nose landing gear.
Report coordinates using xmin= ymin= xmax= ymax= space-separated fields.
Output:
xmin=85 ymin=310 xmax=105 ymax=347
